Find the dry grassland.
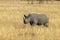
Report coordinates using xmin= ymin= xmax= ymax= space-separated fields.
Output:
xmin=0 ymin=1 xmax=60 ymax=40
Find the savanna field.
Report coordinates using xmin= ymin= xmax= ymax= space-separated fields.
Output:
xmin=0 ymin=0 xmax=60 ymax=40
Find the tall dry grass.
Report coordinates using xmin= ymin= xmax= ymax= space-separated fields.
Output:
xmin=0 ymin=1 xmax=60 ymax=40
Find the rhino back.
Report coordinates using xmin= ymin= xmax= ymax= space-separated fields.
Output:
xmin=29 ymin=14 xmax=49 ymax=23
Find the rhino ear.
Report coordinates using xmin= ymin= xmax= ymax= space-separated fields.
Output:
xmin=28 ymin=14 xmax=31 ymax=17
xmin=24 ymin=15 xmax=27 ymax=18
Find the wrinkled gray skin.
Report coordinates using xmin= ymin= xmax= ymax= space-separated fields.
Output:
xmin=23 ymin=13 xmax=49 ymax=27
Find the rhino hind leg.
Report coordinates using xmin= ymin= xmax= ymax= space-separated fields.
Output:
xmin=43 ymin=23 xmax=48 ymax=27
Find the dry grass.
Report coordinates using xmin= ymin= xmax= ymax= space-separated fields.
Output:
xmin=0 ymin=1 xmax=60 ymax=40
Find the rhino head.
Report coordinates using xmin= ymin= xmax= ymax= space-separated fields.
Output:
xmin=23 ymin=14 xmax=31 ymax=24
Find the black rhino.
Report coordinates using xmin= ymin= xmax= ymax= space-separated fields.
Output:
xmin=23 ymin=13 xmax=49 ymax=27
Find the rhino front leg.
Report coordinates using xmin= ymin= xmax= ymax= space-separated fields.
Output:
xmin=30 ymin=21 xmax=34 ymax=25
xmin=30 ymin=21 xmax=37 ymax=26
